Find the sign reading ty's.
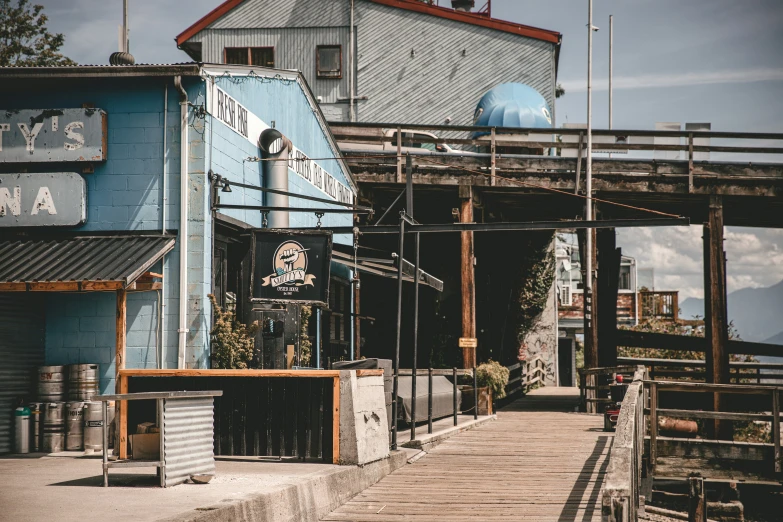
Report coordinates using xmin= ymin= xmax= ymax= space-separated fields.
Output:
xmin=0 ymin=109 xmax=107 ymax=162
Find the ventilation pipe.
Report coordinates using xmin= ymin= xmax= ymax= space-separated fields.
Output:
xmin=174 ymin=76 xmax=189 ymax=369
xmin=259 ymin=128 xmax=292 ymax=228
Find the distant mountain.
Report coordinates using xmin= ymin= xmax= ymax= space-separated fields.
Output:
xmin=678 ymin=279 xmax=783 ymax=343
xmin=763 ymin=331 xmax=783 ymax=345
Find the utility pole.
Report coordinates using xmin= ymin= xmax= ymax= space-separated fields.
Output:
xmin=608 ymin=14 xmax=613 ymax=162
xmin=584 ymin=0 xmax=597 ymax=369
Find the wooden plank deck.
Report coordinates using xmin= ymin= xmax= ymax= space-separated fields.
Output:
xmin=323 ymin=387 xmax=611 ymax=522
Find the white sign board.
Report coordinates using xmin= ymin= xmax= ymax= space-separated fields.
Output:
xmin=0 ymin=172 xmax=86 ymax=227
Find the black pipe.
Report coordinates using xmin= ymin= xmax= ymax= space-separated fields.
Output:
xmin=410 ymin=233 xmax=420 ymax=442
xmin=473 ymin=367 xmax=478 ymax=420
xmin=298 ymin=217 xmax=691 ymax=235
xmin=215 ymin=204 xmax=371 ymax=214
xmin=453 ymin=367 xmax=458 ymax=427
xmin=429 ymin=368 xmax=434 ymax=434
xmin=391 ymin=214 xmax=405 ymax=450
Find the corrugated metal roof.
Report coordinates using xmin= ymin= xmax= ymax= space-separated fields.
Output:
xmin=0 ymin=235 xmax=176 ymax=286
xmin=0 ymin=63 xmax=202 ymax=78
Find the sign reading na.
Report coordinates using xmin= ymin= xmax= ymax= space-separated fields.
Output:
xmin=0 ymin=172 xmax=86 ymax=227
xmin=0 ymin=108 xmax=107 ymax=163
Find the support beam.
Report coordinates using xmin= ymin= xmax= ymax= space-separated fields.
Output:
xmin=583 ymin=229 xmax=598 ymax=370
xmin=115 ymin=288 xmax=127 ymax=458
xmin=703 ymin=195 xmax=730 ymax=439
xmin=688 ymin=475 xmax=707 ymax=522
xmin=597 ymin=228 xmax=621 ymax=368
xmin=354 ymin=273 xmax=361 ymax=360
xmin=460 ymin=185 xmax=477 ymax=369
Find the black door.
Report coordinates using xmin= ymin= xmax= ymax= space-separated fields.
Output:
xmin=558 ymin=338 xmax=574 ymax=387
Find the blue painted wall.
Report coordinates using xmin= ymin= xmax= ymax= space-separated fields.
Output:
xmin=206 ymin=73 xmax=354 ymax=241
xmin=8 ymin=69 xmax=356 ymax=389
xmin=6 ymin=76 xmax=204 ymax=392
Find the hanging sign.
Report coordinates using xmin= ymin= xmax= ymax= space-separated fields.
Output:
xmin=0 ymin=172 xmax=86 ymax=227
xmin=0 ymin=108 xmax=107 ymax=162
xmin=251 ymin=230 xmax=332 ymax=306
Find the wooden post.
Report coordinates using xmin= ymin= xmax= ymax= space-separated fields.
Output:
xmin=688 ymin=475 xmax=707 ymax=522
xmin=333 ymin=376 xmax=340 ymax=464
xmin=650 ymin=382 xmax=658 ymax=475
xmin=116 ymin=288 xmax=127 ymax=458
xmin=703 ymin=195 xmax=730 ymax=439
xmin=396 ymin=126 xmax=402 ymax=184
xmin=597 ymin=228 xmax=621 ymax=368
xmin=459 ymin=185 xmax=476 ymax=369
xmin=583 ymin=229 xmax=598 ymax=370
xmin=490 ymin=127 xmax=496 ymax=187
xmin=773 ymin=388 xmax=781 ymax=474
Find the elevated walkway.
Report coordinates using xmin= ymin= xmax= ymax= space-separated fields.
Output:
xmin=324 ymin=387 xmax=611 ymax=521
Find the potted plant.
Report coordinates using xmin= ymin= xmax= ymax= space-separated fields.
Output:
xmin=461 ymin=360 xmax=509 ymax=416
xmin=208 ymin=294 xmax=260 ymax=369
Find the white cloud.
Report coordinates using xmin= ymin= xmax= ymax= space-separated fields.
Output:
xmin=561 ymin=67 xmax=783 ymax=93
xmin=617 ymin=226 xmax=783 ymax=299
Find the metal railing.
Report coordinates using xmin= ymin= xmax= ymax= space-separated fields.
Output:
xmin=618 ymin=356 xmax=783 ymax=384
xmin=396 ymin=367 xmax=477 ymax=441
xmin=579 ymin=365 xmax=640 ymax=413
xmin=602 ymin=365 xmax=648 ymax=522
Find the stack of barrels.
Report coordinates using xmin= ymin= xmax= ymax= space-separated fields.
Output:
xmin=31 ymin=364 xmax=108 ymax=453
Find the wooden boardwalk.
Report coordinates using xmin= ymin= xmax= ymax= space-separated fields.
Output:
xmin=323 ymin=387 xmax=611 ymax=522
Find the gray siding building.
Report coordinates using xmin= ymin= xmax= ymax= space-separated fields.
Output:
xmin=177 ymin=0 xmax=561 ymax=126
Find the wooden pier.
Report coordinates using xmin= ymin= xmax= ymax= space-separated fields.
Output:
xmin=324 ymin=387 xmax=610 ymax=521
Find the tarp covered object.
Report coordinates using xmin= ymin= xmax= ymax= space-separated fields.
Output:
xmin=395 ymin=376 xmax=460 ymax=423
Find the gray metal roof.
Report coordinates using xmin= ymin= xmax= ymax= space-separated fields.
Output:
xmin=0 ymin=63 xmax=203 ymax=78
xmin=0 ymin=235 xmax=176 ymax=286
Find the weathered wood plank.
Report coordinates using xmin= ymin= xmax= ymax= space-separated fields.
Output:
xmin=325 ymin=388 xmax=609 ymax=521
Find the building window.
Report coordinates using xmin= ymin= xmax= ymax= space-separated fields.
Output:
xmin=619 ymin=265 xmax=632 ymax=291
xmin=316 ymin=45 xmax=342 ymax=79
xmin=223 ymin=47 xmax=274 ymax=67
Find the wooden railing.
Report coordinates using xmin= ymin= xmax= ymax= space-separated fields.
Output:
xmin=618 ymin=356 xmax=783 ymax=384
xmin=602 ymin=366 xmax=648 ymax=522
xmin=646 ymin=380 xmax=782 ymax=480
xmin=638 ymin=291 xmax=678 ymax=321
xmin=521 ymin=356 xmax=546 ymax=390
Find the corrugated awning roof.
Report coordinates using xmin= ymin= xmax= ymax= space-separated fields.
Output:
xmin=0 ymin=235 xmax=176 ymax=291
xmin=332 ymin=249 xmax=444 ymax=292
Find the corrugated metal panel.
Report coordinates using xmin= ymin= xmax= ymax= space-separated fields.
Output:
xmin=192 ymin=27 xmax=351 ymax=104
xmin=355 ymin=2 xmax=556 ymax=132
xmin=0 ymin=295 xmax=45 ymax=454
xmin=0 ymin=235 xmax=176 ymax=285
xmin=162 ymin=397 xmax=216 ymax=487
xmin=208 ymin=0 xmax=350 ymax=29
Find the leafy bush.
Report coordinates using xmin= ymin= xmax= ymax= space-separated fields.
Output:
xmin=476 ymin=360 xmax=510 ymax=399
xmin=209 ymin=294 xmax=260 ymax=369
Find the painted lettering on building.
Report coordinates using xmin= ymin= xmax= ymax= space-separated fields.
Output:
xmin=205 ymin=81 xmax=354 ymax=205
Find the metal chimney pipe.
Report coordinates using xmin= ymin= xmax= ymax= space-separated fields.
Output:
xmin=259 ymin=128 xmax=292 ymax=228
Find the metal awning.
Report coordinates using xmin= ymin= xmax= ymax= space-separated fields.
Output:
xmin=0 ymin=234 xmax=176 ymax=291
xmin=332 ymin=249 xmax=444 ymax=292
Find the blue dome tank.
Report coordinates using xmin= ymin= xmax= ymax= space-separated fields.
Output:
xmin=472 ymin=83 xmax=552 ymax=137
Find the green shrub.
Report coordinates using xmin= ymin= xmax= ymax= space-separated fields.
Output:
xmin=476 ymin=360 xmax=510 ymax=399
xmin=209 ymin=294 xmax=260 ymax=369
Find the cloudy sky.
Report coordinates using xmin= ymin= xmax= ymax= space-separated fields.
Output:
xmin=40 ymin=0 xmax=783 ymax=298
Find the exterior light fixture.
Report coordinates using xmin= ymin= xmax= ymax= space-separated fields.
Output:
xmin=222 ymin=181 xmax=232 ymax=193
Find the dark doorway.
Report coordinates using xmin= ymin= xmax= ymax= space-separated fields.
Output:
xmin=558 ymin=337 xmax=575 ymax=387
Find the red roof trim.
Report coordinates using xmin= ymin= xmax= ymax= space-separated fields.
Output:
xmin=369 ymin=0 xmax=560 ymax=44
xmin=176 ymin=0 xmax=245 ymax=46
xmin=176 ymin=0 xmax=561 ymax=47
